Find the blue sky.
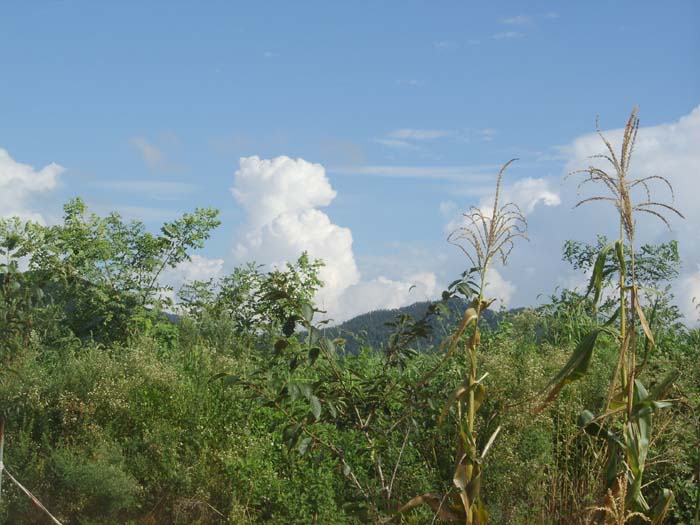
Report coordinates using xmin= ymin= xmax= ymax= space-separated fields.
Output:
xmin=1 ymin=1 xmax=699 ymax=321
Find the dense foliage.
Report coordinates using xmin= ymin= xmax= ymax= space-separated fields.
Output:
xmin=1 ymin=113 xmax=698 ymax=524
xmin=1 ymin=207 xmax=697 ymax=525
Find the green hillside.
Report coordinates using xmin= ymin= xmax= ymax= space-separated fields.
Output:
xmin=324 ymin=298 xmax=503 ymax=354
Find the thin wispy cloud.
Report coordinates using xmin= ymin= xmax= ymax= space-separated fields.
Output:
xmin=492 ymin=31 xmax=525 ymax=40
xmin=372 ymin=138 xmax=418 ymax=150
xmin=494 ymin=12 xmax=558 ymax=40
xmin=434 ymin=40 xmax=458 ymax=50
xmin=330 ymin=164 xmax=499 ymax=182
xmin=501 ymin=15 xmax=532 ymax=25
xmin=389 ymin=128 xmax=451 ymax=140
xmin=374 ymin=128 xmax=453 ymax=150
xmin=98 ymin=180 xmax=196 ymax=196
xmin=129 ymin=136 xmax=165 ymax=169
xmin=92 ymin=203 xmax=180 ymax=222
xmin=479 ymin=129 xmax=497 ymax=142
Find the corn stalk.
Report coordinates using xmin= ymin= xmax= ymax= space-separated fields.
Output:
xmin=541 ymin=107 xmax=683 ymax=522
xmin=400 ymin=160 xmax=527 ymax=524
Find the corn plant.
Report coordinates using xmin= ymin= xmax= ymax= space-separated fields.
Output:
xmin=399 ymin=160 xmax=527 ymax=524
xmin=540 ymin=107 xmax=683 ymax=523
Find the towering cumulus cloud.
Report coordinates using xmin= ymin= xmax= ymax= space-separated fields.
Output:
xmin=232 ymin=156 xmax=361 ymax=316
xmin=231 ymin=156 xmax=437 ymax=322
xmin=0 ymin=148 xmax=64 ymax=223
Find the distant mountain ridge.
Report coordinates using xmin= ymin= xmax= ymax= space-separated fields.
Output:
xmin=323 ymin=298 xmax=505 ymax=355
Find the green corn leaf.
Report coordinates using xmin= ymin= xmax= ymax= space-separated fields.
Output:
xmin=552 ymin=327 xmax=613 ymax=385
xmin=539 ymin=327 xmax=614 ymax=411
xmin=602 ymin=305 xmax=621 ymax=327
xmin=585 ymin=240 xmax=617 ymax=309
xmin=635 ymin=296 xmax=655 ymax=346
xmin=438 ymin=374 xmax=488 ymax=427
xmin=615 ymin=239 xmax=626 ymax=278
xmin=480 ymin=425 xmax=501 ymax=460
xmin=578 ymin=410 xmax=624 ymax=448
xmin=649 ymin=370 xmax=679 ymax=401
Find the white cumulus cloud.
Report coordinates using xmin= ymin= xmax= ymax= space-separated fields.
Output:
xmin=159 ymin=254 xmax=226 ymax=305
xmin=444 ymin=174 xmax=561 ymax=235
xmin=503 ymin=177 xmax=562 ymax=213
xmin=169 ymin=254 xmax=226 ymax=283
xmin=232 ymin=156 xmax=337 ymax=228
xmin=675 ymin=265 xmax=700 ymax=324
xmin=0 ymin=147 xmax=64 ymax=223
xmin=483 ymin=268 xmax=516 ymax=307
xmin=338 ymin=272 xmax=438 ymax=321
xmin=231 ymin=155 xmax=438 ymax=322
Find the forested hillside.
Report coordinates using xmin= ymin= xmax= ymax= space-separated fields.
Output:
xmin=1 ymin=115 xmax=699 ymax=524
xmin=325 ymin=299 xmax=501 ymax=355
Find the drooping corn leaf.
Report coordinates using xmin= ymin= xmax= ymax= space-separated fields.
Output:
xmin=635 ymin=295 xmax=655 ymax=346
xmin=649 ymin=489 xmax=674 ymax=525
xmin=397 ymin=493 xmax=463 ymax=522
xmin=538 ymin=327 xmax=615 ymax=411
xmin=578 ymin=410 xmax=624 ymax=448
xmin=438 ymin=374 xmax=488 ymax=427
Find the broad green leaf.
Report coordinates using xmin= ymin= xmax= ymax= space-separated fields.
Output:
xmin=210 ymin=373 xmax=240 ymax=387
xmin=283 ymin=423 xmax=302 ymax=449
xmin=299 ymin=383 xmax=312 ymax=400
xmin=320 ymin=336 xmax=335 ymax=355
xmin=308 ymin=347 xmax=320 ymax=365
xmin=326 ymin=401 xmax=337 ymax=418
xmin=288 ymin=382 xmax=300 ymax=401
xmin=301 ymin=302 xmax=314 ymax=323
xmin=310 ymin=395 xmax=322 ymax=421
xmin=298 ymin=437 xmax=312 ymax=456
xmin=274 ymin=339 xmax=288 ymax=354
